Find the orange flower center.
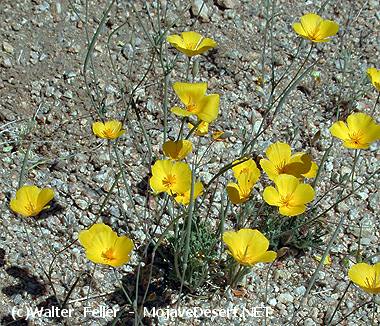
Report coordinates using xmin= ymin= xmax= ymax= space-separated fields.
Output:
xmin=275 ymin=160 xmax=287 ymax=174
xmin=103 ymin=128 xmax=116 ymax=138
xmin=348 ymin=132 xmax=364 ymax=146
xmin=239 ymin=186 xmax=251 ymax=200
xmin=235 ymin=245 xmax=254 ymax=266
xmin=185 ymin=38 xmax=203 ymax=51
xmin=185 ymin=42 xmax=198 ymax=50
xmin=25 ymin=202 xmax=37 ymax=215
xmin=162 ymin=174 xmax=176 ymax=189
xmin=239 ymin=168 xmax=249 ymax=175
xmin=186 ymin=102 xmax=199 ymax=113
xmin=279 ymin=194 xmax=293 ymax=208
xmin=364 ymin=272 xmax=379 ymax=289
xmin=101 ymin=248 xmax=116 ymax=262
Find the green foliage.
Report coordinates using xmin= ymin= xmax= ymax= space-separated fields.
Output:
xmin=260 ymin=206 xmax=327 ymax=251
xmin=166 ymin=220 xmax=220 ymax=291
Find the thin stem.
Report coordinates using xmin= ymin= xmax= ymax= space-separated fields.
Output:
xmin=370 ymin=93 xmax=379 ymax=116
xmin=175 ymin=161 xmax=196 ymax=315
xmin=312 ymin=141 xmax=333 ymax=188
xmin=176 ymin=118 xmax=186 ymax=141
xmin=163 ymin=73 xmax=170 ymax=143
xmin=83 ymin=0 xmax=116 ymax=115
xmin=370 ymin=295 xmax=376 ymax=326
xmin=333 ymin=299 xmax=372 ymax=326
xmin=271 ymin=44 xmax=314 ymax=106
xmin=326 ymin=282 xmax=352 ymax=325
xmin=186 ymin=56 xmax=192 ymax=81
xmin=229 ymin=265 xmax=245 ymax=289
xmin=263 ymin=261 xmax=276 ymax=326
xmin=290 ymin=212 xmax=345 ymax=324
xmin=351 ymin=149 xmax=360 ymax=191
xmin=185 ymin=120 xmax=201 ymax=139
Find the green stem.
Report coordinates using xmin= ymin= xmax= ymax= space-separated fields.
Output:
xmin=271 ymin=44 xmax=314 ymax=106
xmin=326 ymin=282 xmax=351 ymax=325
xmin=290 ymin=212 xmax=345 ymax=324
xmin=371 ymin=92 xmax=379 ymax=116
xmin=175 ymin=162 xmax=196 ymax=309
xmin=186 ymin=56 xmax=192 ymax=81
xmin=312 ymin=142 xmax=333 ymax=188
xmin=185 ymin=120 xmax=201 ymax=139
xmin=176 ymin=118 xmax=186 ymax=141
xmin=351 ymin=149 xmax=360 ymax=191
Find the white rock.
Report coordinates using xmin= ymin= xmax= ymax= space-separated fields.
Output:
xmin=2 ymin=41 xmax=14 ymax=54
xmin=278 ymin=292 xmax=294 ymax=303
xmin=294 ymin=286 xmax=306 ymax=296
xmin=191 ymin=0 xmax=210 ymax=22
xmin=268 ymin=298 xmax=277 ymax=306
xmin=216 ymin=0 xmax=237 ymax=9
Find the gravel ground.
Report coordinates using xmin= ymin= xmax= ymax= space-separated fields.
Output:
xmin=0 ymin=0 xmax=379 ymax=325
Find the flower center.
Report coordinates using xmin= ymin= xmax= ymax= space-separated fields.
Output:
xmin=103 ymin=128 xmax=115 ymax=138
xmin=186 ymin=102 xmax=199 ymax=113
xmin=101 ymin=248 xmax=116 ymax=262
xmin=185 ymin=37 xmax=203 ymax=51
xmin=162 ymin=174 xmax=176 ymax=189
xmin=275 ymin=160 xmax=287 ymax=174
xmin=348 ymin=132 xmax=364 ymax=145
xmin=186 ymin=42 xmax=198 ymax=50
xmin=279 ymin=194 xmax=293 ymax=207
xmin=364 ymin=272 xmax=379 ymax=289
xmin=236 ymin=245 xmax=254 ymax=265
xmin=25 ymin=202 xmax=37 ymax=215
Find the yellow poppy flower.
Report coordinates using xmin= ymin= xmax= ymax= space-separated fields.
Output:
xmin=92 ymin=120 xmax=125 ymax=139
xmin=162 ymin=140 xmax=193 ymax=160
xmin=259 ymin=142 xmax=317 ymax=180
xmin=78 ymin=223 xmax=134 ymax=267
xmin=149 ymin=160 xmax=191 ymax=195
xmin=175 ymin=181 xmax=203 ymax=205
xmin=166 ymin=31 xmax=217 ymax=57
xmin=232 ymin=158 xmax=260 ymax=179
xmin=367 ymin=67 xmax=380 ymax=91
xmin=263 ymin=174 xmax=315 ymax=217
xmin=171 ymin=82 xmax=220 ymax=123
xmin=10 ymin=185 xmax=54 ymax=217
xmin=293 ymin=13 xmax=339 ymax=42
xmin=188 ymin=121 xmax=209 ymax=136
xmin=227 ymin=170 xmax=260 ymax=205
xmin=329 ymin=112 xmax=380 ymax=149
xmin=223 ymin=229 xmax=277 ymax=267
xmin=348 ymin=262 xmax=380 ymax=294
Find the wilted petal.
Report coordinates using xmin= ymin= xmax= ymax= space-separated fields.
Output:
xmin=226 ymin=183 xmax=243 ymax=204
xmin=163 ymin=140 xmax=193 ymax=160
